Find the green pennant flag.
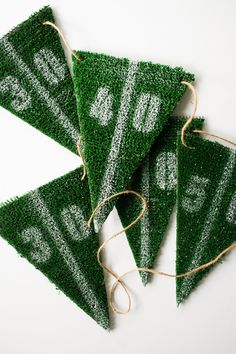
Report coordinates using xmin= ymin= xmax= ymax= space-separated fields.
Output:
xmin=117 ymin=117 xmax=204 ymax=285
xmin=0 ymin=6 xmax=79 ymax=154
xmin=176 ymin=134 xmax=236 ymax=304
xmin=73 ymin=52 xmax=195 ymax=231
xmin=0 ymin=167 xmax=110 ymax=329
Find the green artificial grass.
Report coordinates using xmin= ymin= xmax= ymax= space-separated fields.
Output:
xmin=117 ymin=117 xmax=204 ymax=285
xmin=0 ymin=167 xmax=110 ymax=329
xmin=176 ymin=134 xmax=236 ymax=304
xmin=73 ymin=51 xmax=195 ymax=231
xmin=0 ymin=6 xmax=79 ymax=154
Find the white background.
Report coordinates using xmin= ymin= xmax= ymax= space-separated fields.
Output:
xmin=0 ymin=1 xmax=236 ymax=353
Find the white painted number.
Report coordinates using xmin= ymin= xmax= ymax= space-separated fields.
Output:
xmin=0 ymin=76 xmax=31 ymax=111
xmin=182 ymin=175 xmax=210 ymax=213
xmin=90 ymin=85 xmax=161 ymax=133
xmin=61 ymin=204 xmax=91 ymax=241
xmin=155 ymin=151 xmax=176 ymax=191
xmin=21 ymin=226 xmax=51 ymax=263
xmin=90 ymin=86 xmax=113 ymax=125
xmin=34 ymin=48 xmax=66 ymax=85
xmin=133 ymin=93 xmax=161 ymax=133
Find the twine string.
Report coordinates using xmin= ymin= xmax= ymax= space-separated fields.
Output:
xmin=180 ymin=81 xmax=198 ymax=147
xmin=87 ymin=190 xmax=147 ymax=314
xmin=180 ymin=84 xmax=236 ymax=151
xmin=110 ymin=243 xmax=236 ymax=307
xmin=89 ymin=189 xmax=236 ymax=314
xmin=43 ymin=21 xmax=81 ymax=62
xmin=192 ymin=129 xmax=236 ymax=148
xmin=77 ymin=138 xmax=87 ymax=181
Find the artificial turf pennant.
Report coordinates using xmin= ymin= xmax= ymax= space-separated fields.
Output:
xmin=0 ymin=6 xmax=80 ymax=155
xmin=176 ymin=133 xmax=236 ymax=305
xmin=117 ymin=117 xmax=204 ymax=285
xmin=72 ymin=51 xmax=195 ymax=231
xmin=0 ymin=167 xmax=110 ymax=329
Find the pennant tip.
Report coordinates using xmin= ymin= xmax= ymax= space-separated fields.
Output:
xmin=140 ymin=271 xmax=150 ymax=286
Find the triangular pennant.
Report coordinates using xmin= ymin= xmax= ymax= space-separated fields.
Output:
xmin=0 ymin=6 xmax=79 ymax=154
xmin=0 ymin=167 xmax=110 ymax=329
xmin=117 ymin=117 xmax=204 ymax=285
xmin=73 ymin=52 xmax=194 ymax=230
xmin=176 ymin=134 xmax=236 ymax=304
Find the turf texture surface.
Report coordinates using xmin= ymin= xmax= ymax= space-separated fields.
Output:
xmin=73 ymin=51 xmax=195 ymax=231
xmin=0 ymin=167 xmax=110 ymax=329
xmin=0 ymin=6 xmax=80 ymax=154
xmin=176 ymin=134 xmax=236 ymax=304
xmin=117 ymin=117 xmax=204 ymax=285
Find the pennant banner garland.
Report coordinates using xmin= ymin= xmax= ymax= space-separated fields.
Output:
xmin=1 ymin=4 xmax=236 ymax=330
xmin=117 ymin=117 xmax=204 ymax=285
xmin=0 ymin=6 xmax=80 ymax=154
xmin=73 ymin=51 xmax=195 ymax=231
xmin=0 ymin=167 xmax=110 ymax=329
xmin=176 ymin=135 xmax=236 ymax=304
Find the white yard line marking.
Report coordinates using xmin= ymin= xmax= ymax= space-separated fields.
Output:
xmin=140 ymin=156 xmax=151 ymax=285
xmin=94 ymin=61 xmax=139 ymax=230
xmin=226 ymin=192 xmax=236 ymax=224
xmin=29 ymin=190 xmax=108 ymax=327
xmin=0 ymin=37 xmax=79 ymax=146
xmin=179 ymin=150 xmax=236 ymax=300
xmin=156 ymin=151 xmax=177 ymax=191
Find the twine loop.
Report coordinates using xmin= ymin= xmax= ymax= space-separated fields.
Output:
xmin=43 ymin=21 xmax=81 ymax=62
xmin=88 ymin=189 xmax=236 ymax=315
xmin=88 ymin=190 xmax=147 ymax=314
